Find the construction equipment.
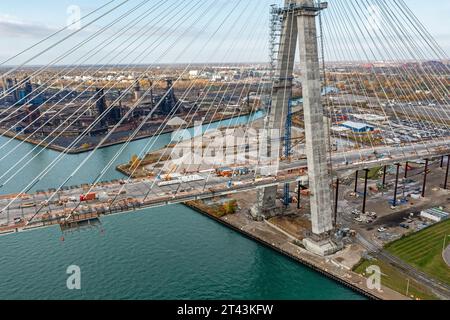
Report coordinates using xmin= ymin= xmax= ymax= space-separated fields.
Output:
xmin=163 ymin=165 xmax=177 ymax=181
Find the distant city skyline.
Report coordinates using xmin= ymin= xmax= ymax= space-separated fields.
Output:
xmin=0 ymin=0 xmax=448 ymax=65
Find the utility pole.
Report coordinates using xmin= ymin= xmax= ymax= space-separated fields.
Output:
xmin=393 ymin=164 xmax=401 ymax=207
xmin=422 ymin=159 xmax=429 ymax=198
xmin=334 ymin=178 xmax=339 ymax=226
xmin=404 ymin=162 xmax=409 ymax=179
xmin=362 ymin=169 xmax=369 ymax=214
xmin=382 ymin=165 xmax=387 ymax=188
xmin=406 ymin=279 xmax=410 ymax=297
xmin=443 ymin=235 xmax=449 ymax=253
xmin=444 ymin=155 xmax=449 ymax=190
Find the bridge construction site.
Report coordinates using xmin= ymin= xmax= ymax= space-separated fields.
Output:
xmin=0 ymin=0 xmax=449 ymax=300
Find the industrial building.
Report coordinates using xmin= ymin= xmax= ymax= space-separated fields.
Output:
xmin=420 ymin=208 xmax=449 ymax=223
xmin=340 ymin=121 xmax=375 ymax=133
xmin=351 ymin=114 xmax=387 ymax=122
xmin=132 ymin=79 xmax=181 ymax=118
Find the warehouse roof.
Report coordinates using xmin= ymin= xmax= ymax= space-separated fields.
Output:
xmin=341 ymin=121 xmax=374 ymax=130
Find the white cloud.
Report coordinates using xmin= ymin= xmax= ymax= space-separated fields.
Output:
xmin=0 ymin=14 xmax=58 ymax=38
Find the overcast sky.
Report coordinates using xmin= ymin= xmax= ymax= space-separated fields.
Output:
xmin=0 ymin=0 xmax=448 ymax=66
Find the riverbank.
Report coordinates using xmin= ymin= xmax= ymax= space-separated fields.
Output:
xmin=184 ymin=200 xmax=408 ymax=300
xmin=0 ymin=111 xmax=253 ymax=154
xmin=0 ymin=116 xmax=364 ymax=300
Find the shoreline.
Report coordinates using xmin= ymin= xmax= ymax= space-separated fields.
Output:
xmin=0 ymin=187 xmax=405 ymax=300
xmin=0 ymin=111 xmax=255 ymax=154
xmin=183 ymin=201 xmax=405 ymax=301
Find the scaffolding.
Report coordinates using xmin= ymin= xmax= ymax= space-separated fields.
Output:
xmin=284 ymin=98 xmax=293 ymax=206
xmin=270 ymin=5 xmax=292 ymax=206
xmin=269 ymin=5 xmax=282 ymax=80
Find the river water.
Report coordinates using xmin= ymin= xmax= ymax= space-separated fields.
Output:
xmin=0 ymin=112 xmax=362 ymax=300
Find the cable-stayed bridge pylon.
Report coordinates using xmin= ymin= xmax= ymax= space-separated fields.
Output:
xmin=0 ymin=0 xmax=448 ymax=256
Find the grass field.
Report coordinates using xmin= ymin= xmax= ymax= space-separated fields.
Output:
xmin=385 ymin=219 xmax=450 ymax=286
xmin=353 ymin=258 xmax=437 ymax=300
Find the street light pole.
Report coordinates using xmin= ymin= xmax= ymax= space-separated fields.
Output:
xmin=406 ymin=279 xmax=410 ymax=297
xmin=443 ymin=234 xmax=450 ymax=253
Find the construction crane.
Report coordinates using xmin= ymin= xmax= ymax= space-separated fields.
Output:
xmin=284 ymin=99 xmax=293 ymax=207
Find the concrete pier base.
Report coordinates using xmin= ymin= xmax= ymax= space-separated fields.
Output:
xmin=302 ymin=237 xmax=342 ymax=257
xmin=250 ymin=185 xmax=280 ymax=221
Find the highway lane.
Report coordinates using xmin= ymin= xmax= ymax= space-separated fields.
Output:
xmin=1 ymin=138 xmax=449 ymax=231
xmin=356 ymin=234 xmax=450 ymax=300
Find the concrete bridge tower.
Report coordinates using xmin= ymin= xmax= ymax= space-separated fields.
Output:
xmin=254 ymin=0 xmax=336 ymax=254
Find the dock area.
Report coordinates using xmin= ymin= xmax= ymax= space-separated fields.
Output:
xmin=184 ymin=200 xmax=408 ymax=300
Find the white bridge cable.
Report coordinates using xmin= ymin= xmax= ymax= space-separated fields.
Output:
xmin=85 ymin=0 xmax=258 ymax=201
xmin=323 ymin=4 xmax=388 ymax=158
xmin=0 ymin=0 xmax=206 ymax=185
xmin=360 ymin=0 xmax=450 ymax=132
xmin=143 ymin=57 xmax=268 ymax=200
xmin=0 ymin=0 xmax=208 ymax=195
xmin=0 ymin=0 xmax=171 ymax=150
xmin=342 ymin=0 xmax=436 ymax=156
xmin=0 ymin=0 xmax=119 ymax=67
xmin=350 ymin=0 xmax=447 ymax=151
xmin=0 ymin=0 xmax=150 ymax=122
xmin=17 ymin=0 xmax=243 ymax=222
xmin=256 ymin=0 xmax=283 ymax=181
xmin=2 ymin=0 xmax=448 ymax=222
xmin=377 ymin=3 xmax=450 ymax=145
xmin=348 ymin=0 xmax=450 ymax=158
xmin=0 ymin=0 xmax=169 ymax=129
xmin=191 ymin=8 xmax=283 ymax=193
xmin=49 ymin=0 xmax=253 ymax=219
xmin=198 ymin=69 xmax=269 ymax=191
xmin=0 ymin=0 xmax=150 ymax=128
xmin=376 ymin=0 xmax=450 ymax=118
xmin=324 ymin=4 xmax=396 ymax=159
xmin=349 ymin=0 xmax=443 ymax=150
xmin=333 ymin=0 xmax=428 ymax=160
xmin=0 ymin=0 xmax=183 ymax=156
xmin=0 ymin=0 xmax=210 ymax=218
xmin=112 ymin=0 xmax=264 ymax=172
xmin=187 ymin=11 xmax=276 ymax=194
xmin=322 ymin=12 xmax=381 ymax=160
xmin=142 ymin=43 xmax=268 ymax=200
xmin=0 ymin=0 xmax=134 ymax=101
xmin=177 ymin=40 xmax=270 ymax=195
xmin=332 ymin=0 xmax=418 ymax=158
xmin=114 ymin=57 xmax=266 ymax=203
xmin=395 ymin=0 xmax=449 ymax=61
xmin=92 ymin=0 xmax=270 ymax=206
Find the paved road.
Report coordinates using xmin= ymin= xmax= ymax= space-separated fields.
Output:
xmin=356 ymin=234 xmax=450 ymax=300
xmin=444 ymin=246 xmax=450 ymax=268
xmin=1 ymin=138 xmax=449 ymax=231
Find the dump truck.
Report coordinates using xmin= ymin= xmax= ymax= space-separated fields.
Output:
xmin=216 ymin=167 xmax=233 ymax=177
xmin=80 ymin=192 xmax=97 ymax=202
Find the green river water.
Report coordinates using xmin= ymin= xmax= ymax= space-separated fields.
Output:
xmin=0 ymin=112 xmax=363 ymax=300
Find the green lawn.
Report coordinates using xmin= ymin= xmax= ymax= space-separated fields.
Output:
xmin=385 ymin=219 xmax=450 ymax=286
xmin=353 ymin=259 xmax=437 ymax=300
